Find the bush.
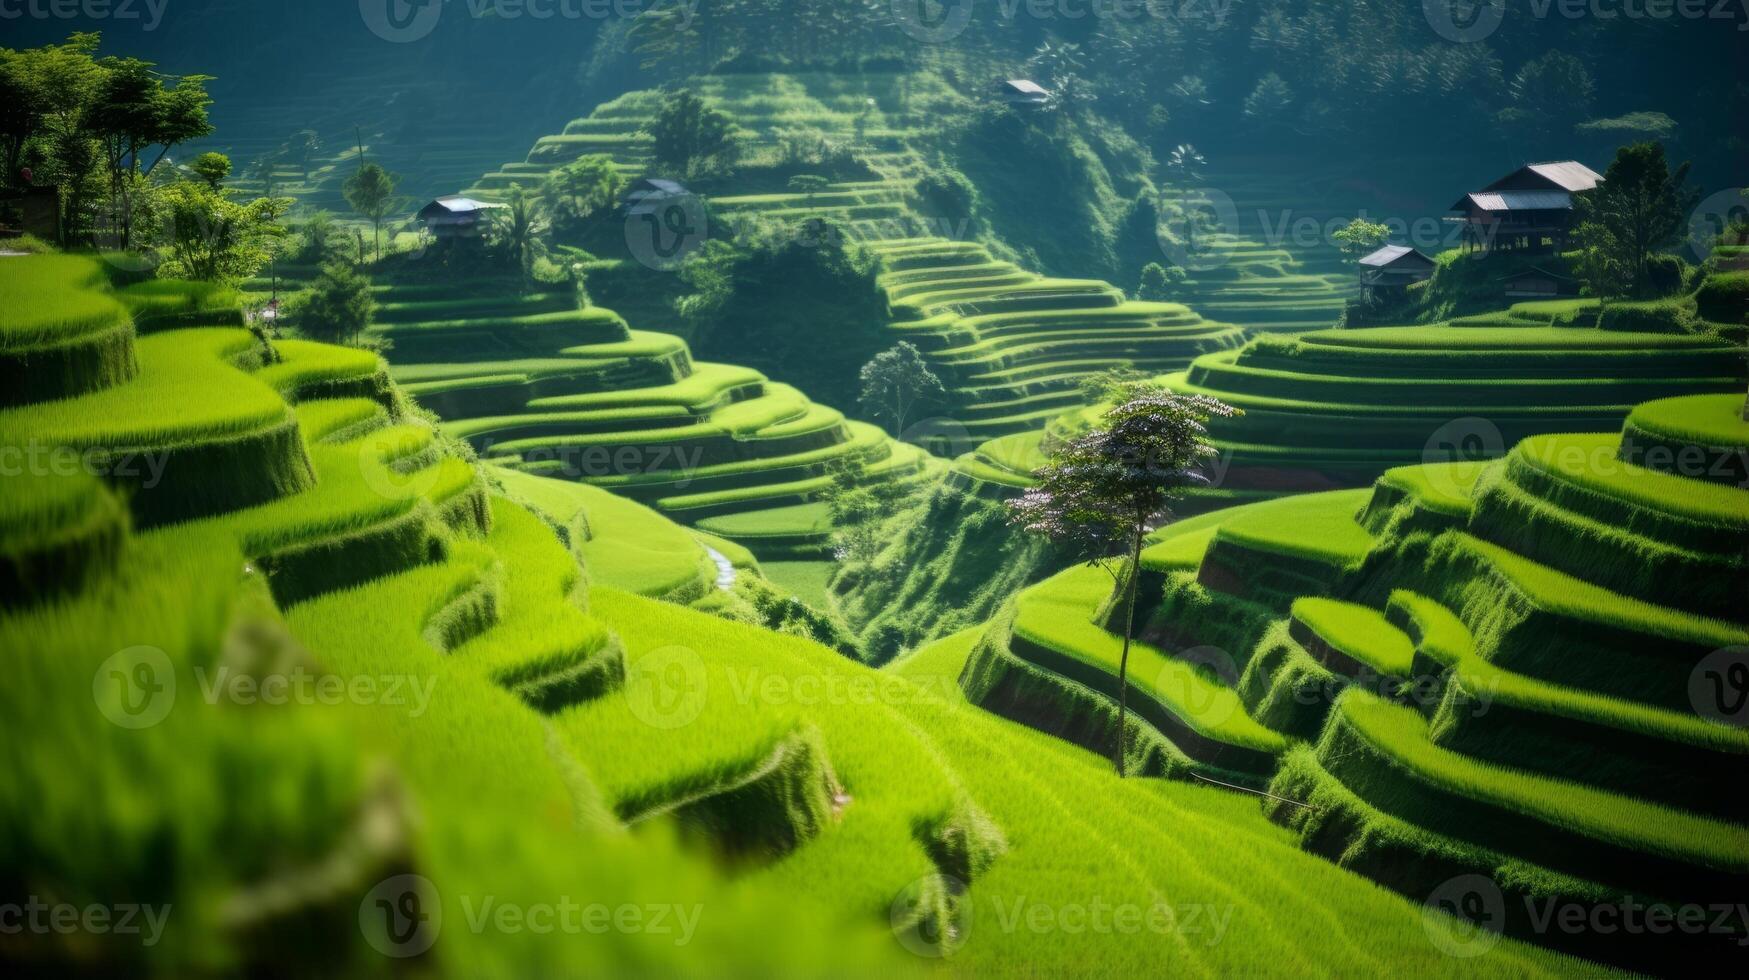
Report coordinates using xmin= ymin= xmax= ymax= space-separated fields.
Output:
xmin=1644 ymin=253 xmax=1689 ymax=297
xmin=1595 ymin=298 xmax=1694 ymax=334
xmin=910 ymin=168 xmax=976 ymax=225
xmin=294 ymin=261 xmax=375 ymax=345
xmin=1694 ymin=271 xmax=1749 ymax=324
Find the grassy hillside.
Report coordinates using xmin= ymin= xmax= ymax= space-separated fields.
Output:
xmin=959 ymin=395 xmax=1749 ymax=970
xmin=1 ymin=249 xmax=1596 ymax=975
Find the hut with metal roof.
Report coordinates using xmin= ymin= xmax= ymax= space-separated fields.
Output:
xmin=1447 ymin=161 xmax=1603 ymax=254
xmin=1357 ymin=244 xmax=1436 ymax=297
xmin=417 ymin=196 xmax=507 ymax=239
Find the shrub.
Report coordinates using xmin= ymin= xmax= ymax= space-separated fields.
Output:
xmin=1694 ymin=271 xmax=1749 ymax=324
xmin=1595 ymin=298 xmax=1694 ymax=334
xmin=294 ymin=261 xmax=375 ymax=345
xmin=910 ymin=168 xmax=976 ymax=225
xmin=1644 ymin=252 xmax=1689 ymax=297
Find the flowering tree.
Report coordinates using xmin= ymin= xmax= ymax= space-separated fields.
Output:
xmin=1007 ymin=390 xmax=1239 ymax=776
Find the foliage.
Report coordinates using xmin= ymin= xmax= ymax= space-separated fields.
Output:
xmin=540 ymin=153 xmax=624 ymax=240
xmin=1134 ymin=261 xmax=1185 ymax=301
xmin=1007 ymin=392 xmax=1239 ymax=774
xmin=1242 ymin=72 xmax=1293 ymax=123
xmin=858 ymin=341 xmax=946 ymax=438
xmin=1500 ymin=50 xmax=1594 ymax=145
xmin=646 ymin=90 xmax=741 ymax=179
xmin=1332 ymin=217 xmax=1391 ymax=262
xmin=910 ymin=168 xmax=976 ymax=226
xmin=488 ymin=186 xmax=550 ymax=282
xmin=1573 ymin=142 xmax=1696 ymax=298
xmin=293 ymin=260 xmax=374 ymax=345
xmin=292 ymin=210 xmax=338 ymax=264
xmin=148 ymin=179 xmax=289 ymax=283
xmin=1075 ymin=365 xmax=1152 ymax=405
xmin=186 ymin=151 xmax=230 ymax=189
xmin=341 ymin=161 xmax=400 ymax=262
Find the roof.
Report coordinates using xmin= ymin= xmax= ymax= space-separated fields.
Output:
xmin=624 ymin=178 xmax=689 ymax=196
xmin=1486 ymin=161 xmax=1603 ymax=194
xmin=1000 ymin=79 xmax=1049 ymax=96
xmin=1456 ymin=190 xmax=1576 ymax=212
xmin=1358 ymin=244 xmax=1434 ymax=267
xmin=418 ymin=196 xmax=506 ymax=219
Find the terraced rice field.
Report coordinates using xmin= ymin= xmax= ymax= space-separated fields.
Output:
xmin=376 ymin=276 xmax=938 ymax=558
xmin=456 ymin=73 xmax=1286 ymax=459
xmin=960 ymin=393 xmax=1749 ymax=970
xmin=3 ymin=249 xmax=1588 ymax=975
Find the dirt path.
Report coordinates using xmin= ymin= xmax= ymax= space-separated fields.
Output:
xmin=704 ymin=546 xmax=737 ymax=591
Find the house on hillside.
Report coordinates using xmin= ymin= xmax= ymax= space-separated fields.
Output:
xmin=1447 ymin=160 xmax=1603 ymax=254
xmin=1357 ymin=245 xmax=1435 ymax=299
xmin=417 ymin=196 xmax=507 ymax=239
xmin=997 ymin=79 xmax=1050 ymax=108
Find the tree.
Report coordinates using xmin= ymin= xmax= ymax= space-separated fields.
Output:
xmin=187 ymin=151 xmax=231 ymax=190
xmin=489 ymin=186 xmax=549 ymax=283
xmin=1502 ymin=51 xmax=1594 ymax=145
xmin=294 ymin=210 xmax=338 ymax=264
xmin=1573 ymin=142 xmax=1696 ymax=299
xmin=342 ymin=162 xmax=399 ymax=262
xmin=295 ymin=261 xmax=375 ymax=345
xmin=1243 ymin=73 xmax=1294 ymax=122
xmin=152 ymin=179 xmax=289 ymax=283
xmin=1007 ymin=392 xmax=1240 ymax=776
xmin=858 ymin=342 xmax=946 ymax=438
xmin=646 ymin=90 xmax=740 ymax=179
xmin=540 ymin=154 xmax=624 ymax=239
xmin=1332 ymin=217 xmax=1390 ymax=263
xmin=1135 ymin=262 xmax=1185 ymax=302
xmin=1076 ymin=364 xmax=1151 ymax=404
xmin=787 ymin=174 xmax=829 ymax=203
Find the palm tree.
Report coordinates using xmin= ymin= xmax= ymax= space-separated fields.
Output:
xmin=491 ymin=187 xmax=549 ymax=284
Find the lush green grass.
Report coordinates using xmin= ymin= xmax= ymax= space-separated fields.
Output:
xmin=1290 ymin=598 xmax=1415 ymax=677
xmin=0 ymin=253 xmax=127 ymax=348
xmin=1623 ymin=392 xmax=1749 ymax=449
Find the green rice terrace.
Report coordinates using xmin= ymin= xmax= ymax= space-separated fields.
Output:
xmin=5 ymin=8 xmax=1748 ymax=976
